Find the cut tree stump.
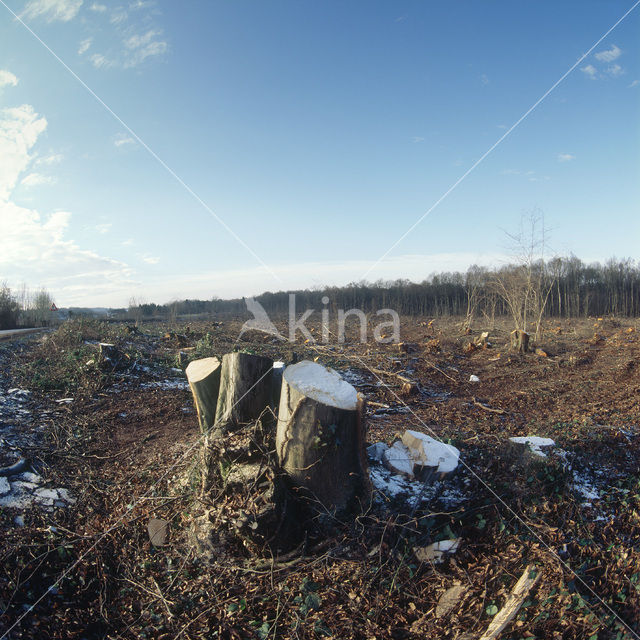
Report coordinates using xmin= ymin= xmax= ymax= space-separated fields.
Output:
xmin=214 ymin=352 xmax=274 ymax=433
xmin=186 ymin=357 xmax=222 ymax=432
xmin=276 ymin=360 xmax=369 ymax=515
xmin=510 ymin=329 xmax=530 ymax=354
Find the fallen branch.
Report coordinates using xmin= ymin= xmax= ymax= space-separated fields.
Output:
xmin=479 ymin=564 xmax=540 ymax=640
xmin=472 ymin=397 xmax=506 ymax=415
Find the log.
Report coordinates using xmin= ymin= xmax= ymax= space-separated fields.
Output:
xmin=185 ymin=357 xmax=221 ymax=432
xmin=214 ymin=352 xmax=274 ymax=433
xmin=276 ymin=360 xmax=369 ymax=515
xmin=510 ymin=329 xmax=529 ymax=354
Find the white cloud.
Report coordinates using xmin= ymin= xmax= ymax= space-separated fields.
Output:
xmin=581 ymin=64 xmax=598 ymax=79
xmin=21 ymin=0 xmax=83 ymax=23
xmin=21 ymin=172 xmax=56 ymax=187
xmin=479 ymin=73 xmax=489 ymax=85
xmin=123 ymin=29 xmax=167 ymax=67
xmin=90 ymin=53 xmax=112 ymax=68
xmin=607 ymin=64 xmax=624 ymax=77
xmin=0 ymin=105 xmax=48 ymax=200
xmin=121 ymin=238 xmax=134 ymax=246
xmin=35 ymin=153 xmax=64 ymax=166
xmin=95 ymin=223 xmax=112 ymax=234
xmin=594 ymin=44 xmax=621 ymax=63
xmin=629 ymin=80 xmax=640 ymax=89
xmin=89 ymin=2 xmax=106 ymax=10
xmin=557 ymin=153 xmax=575 ymax=162
xmin=141 ymin=254 xmax=160 ymax=264
xmin=412 ymin=136 xmax=424 ymax=143
xmin=110 ymin=8 xmax=128 ymax=24
xmin=130 ymin=0 xmax=155 ymax=9
xmin=0 ymin=70 xmax=18 ymax=88
xmin=0 ymin=95 xmax=135 ymax=307
xmin=114 ymin=133 xmax=135 ymax=147
xmin=78 ymin=37 xmax=93 ymax=55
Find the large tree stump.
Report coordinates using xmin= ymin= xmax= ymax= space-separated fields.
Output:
xmin=214 ymin=352 xmax=274 ymax=433
xmin=186 ymin=357 xmax=221 ymax=432
xmin=510 ymin=330 xmax=530 ymax=354
xmin=276 ymin=360 xmax=369 ymax=515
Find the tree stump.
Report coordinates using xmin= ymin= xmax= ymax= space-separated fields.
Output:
xmin=510 ymin=329 xmax=530 ymax=354
xmin=276 ymin=360 xmax=370 ymax=515
xmin=214 ymin=352 xmax=274 ymax=433
xmin=186 ymin=357 xmax=222 ymax=432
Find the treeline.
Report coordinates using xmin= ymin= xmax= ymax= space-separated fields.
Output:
xmin=0 ymin=284 xmax=56 ymax=330
xmin=126 ymin=256 xmax=640 ymax=322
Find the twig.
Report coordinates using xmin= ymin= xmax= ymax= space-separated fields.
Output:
xmin=472 ymin=397 xmax=506 ymax=415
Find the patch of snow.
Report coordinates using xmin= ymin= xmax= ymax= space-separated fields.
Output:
xmin=273 ymin=361 xmax=285 ymax=369
xmin=35 ymin=488 xmax=59 ymax=501
xmin=55 ymin=397 xmax=74 ymax=404
xmin=284 ymin=360 xmax=357 ymax=410
xmin=509 ymin=436 xmax=556 ymax=457
xmin=469 ymin=375 xmax=480 ymax=383
xmin=402 ymin=430 xmax=460 ymax=474
xmin=0 ymin=476 xmax=10 ymax=495
xmin=56 ymin=488 xmax=76 ymax=504
xmin=140 ymin=379 xmax=189 ymax=390
xmin=572 ymin=473 xmax=600 ymax=503
xmin=15 ymin=472 xmax=41 ymax=484
xmin=0 ymin=493 xmax=33 ymax=509
xmin=11 ymin=480 xmax=39 ymax=491
xmin=14 ymin=514 xmax=24 ymax=526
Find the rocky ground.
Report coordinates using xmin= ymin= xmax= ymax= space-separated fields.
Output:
xmin=0 ymin=315 xmax=639 ymax=639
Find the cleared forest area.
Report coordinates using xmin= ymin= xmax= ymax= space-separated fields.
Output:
xmin=0 ymin=314 xmax=639 ymax=639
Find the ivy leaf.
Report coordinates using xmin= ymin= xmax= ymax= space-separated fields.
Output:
xmin=485 ymin=604 xmax=499 ymax=616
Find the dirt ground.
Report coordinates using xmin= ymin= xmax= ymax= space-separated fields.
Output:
xmin=0 ymin=315 xmax=639 ymax=639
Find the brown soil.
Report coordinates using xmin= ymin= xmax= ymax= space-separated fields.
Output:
xmin=1 ymin=316 xmax=639 ymax=639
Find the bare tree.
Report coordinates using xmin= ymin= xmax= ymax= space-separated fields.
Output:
xmin=493 ymin=211 xmax=556 ymax=341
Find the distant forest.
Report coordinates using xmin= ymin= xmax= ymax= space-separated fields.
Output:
xmin=127 ymin=256 xmax=640 ymax=322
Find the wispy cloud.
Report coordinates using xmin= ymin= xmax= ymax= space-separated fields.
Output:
xmin=141 ymin=254 xmax=160 ymax=265
xmin=89 ymin=2 xmax=106 ymax=11
xmin=0 ymin=70 xmax=18 ymax=88
xmin=607 ymin=64 xmax=624 ymax=77
xmin=90 ymin=53 xmax=112 ymax=68
xmin=78 ymin=37 xmax=93 ymax=55
xmin=479 ymin=73 xmax=489 ymax=86
xmin=121 ymin=238 xmax=134 ymax=246
xmin=114 ymin=133 xmax=136 ymax=147
xmin=628 ymin=79 xmax=640 ymax=89
xmin=35 ymin=153 xmax=63 ymax=166
xmin=110 ymin=8 xmax=128 ymax=24
xmin=581 ymin=64 xmax=598 ymax=79
xmin=557 ymin=153 xmax=575 ymax=162
xmin=130 ymin=0 xmax=155 ymax=9
xmin=95 ymin=223 xmax=112 ymax=234
xmin=594 ymin=44 xmax=621 ymax=63
xmin=412 ymin=136 xmax=424 ymax=143
xmin=501 ymin=168 xmax=549 ymax=182
xmin=21 ymin=0 xmax=83 ymax=23
xmin=21 ymin=172 xmax=56 ymax=187
xmin=124 ymin=29 xmax=167 ymax=67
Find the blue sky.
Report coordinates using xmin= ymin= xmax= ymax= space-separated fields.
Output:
xmin=0 ymin=0 xmax=638 ymax=307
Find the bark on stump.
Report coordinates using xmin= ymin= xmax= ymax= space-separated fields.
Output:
xmin=214 ymin=352 xmax=274 ymax=433
xmin=510 ymin=330 xmax=530 ymax=354
xmin=276 ymin=360 xmax=369 ymax=516
xmin=186 ymin=357 xmax=222 ymax=432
